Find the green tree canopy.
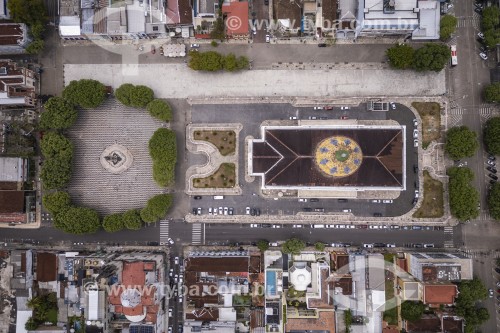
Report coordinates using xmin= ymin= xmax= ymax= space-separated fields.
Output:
xmin=455 ymin=278 xmax=489 ymax=332
xmin=102 ymin=213 xmax=124 ymax=232
xmin=7 ymin=0 xmax=47 ymax=25
xmin=386 ymin=44 xmax=415 ymax=69
xmin=488 ymin=183 xmax=500 ymax=220
xmin=412 ymin=43 xmax=450 ymax=72
xmin=481 ymin=6 xmax=500 ymax=31
xmin=140 ymin=194 xmax=173 ymax=223
xmin=26 ymin=39 xmax=45 ymax=54
xmin=257 ymin=240 xmax=269 ymax=252
xmin=149 ymin=128 xmax=177 ymax=186
xmin=53 ymin=206 xmax=101 ymax=234
xmin=62 ymin=79 xmax=106 ymax=108
xmin=115 ymin=84 xmax=154 ymax=108
xmin=282 ymin=238 xmax=306 ymax=254
xmin=484 ymin=117 xmax=500 ymax=154
xmin=401 ymin=301 xmax=425 ymax=322
xmin=42 ymin=191 xmax=71 ymax=216
xmin=40 ymin=158 xmax=72 ymax=189
xmin=445 ymin=126 xmax=479 ymax=160
xmin=440 ymin=15 xmax=458 ymax=40
xmin=314 ymin=242 xmax=326 ymax=251
xmin=115 ymin=83 xmax=135 ymax=106
xmin=236 ymin=56 xmax=249 ymax=70
xmin=484 ymin=82 xmax=500 ymax=104
xmin=483 ymin=28 xmax=500 ymax=48
xmin=123 ymin=209 xmax=142 ymax=230
xmin=40 ymin=131 xmax=74 ymax=160
xmin=25 ymin=317 xmax=38 ymax=330
xmin=189 ymin=51 xmax=224 ymax=71
xmin=223 ymin=53 xmax=238 ymax=72
xmin=40 ymin=97 xmax=77 ymax=130
xmin=147 ymin=99 xmax=173 ymax=122
xmin=447 ymin=167 xmax=480 ymax=221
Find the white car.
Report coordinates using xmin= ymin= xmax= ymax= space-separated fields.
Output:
xmin=369 ymin=225 xmax=379 ymax=229
xmin=423 ymin=244 xmax=434 ymax=248
xmin=298 ymin=198 xmax=307 ymax=202
xmin=167 ymin=237 xmax=174 ymax=245
xmin=413 ymin=119 xmax=418 ymax=127
xmin=265 ymin=34 xmax=270 ymax=43
xmin=477 ymin=32 xmax=484 ymax=39
xmin=339 ymin=225 xmax=346 ymax=229
xmin=208 ymin=207 xmax=212 ymax=215
xmin=218 ymin=207 xmax=223 ymax=215
xmin=363 ymin=243 xmax=374 ymax=248
xmin=246 ymin=207 xmax=251 ymax=215
xmin=342 ymin=209 xmax=351 ymax=213
xmin=190 ymin=43 xmax=200 ymax=48
xmin=169 ymin=308 xmax=173 ymax=317
xmin=341 ymin=106 xmax=350 ymax=110
xmin=390 ymin=102 xmax=396 ymax=110
xmin=197 ymin=207 xmax=202 ymax=215
xmin=348 ymin=225 xmax=355 ymax=229
xmin=250 ymin=223 xmax=260 ymax=228
xmin=382 ymin=199 xmax=393 ymax=204
xmin=224 ymin=207 xmax=228 ymax=215
xmin=313 ymin=106 xmax=322 ymax=110
xmin=415 ymin=190 xmax=419 ymax=198
xmin=174 ymin=257 xmax=179 ymax=265
xmin=168 ymin=327 xmax=173 ymax=333
xmin=212 ymin=207 xmax=218 ymax=215
xmin=289 ymin=116 xmax=297 ymax=120
xmin=413 ymin=129 xmax=418 ymax=139
xmin=371 ymin=199 xmax=381 ymax=203
xmin=272 ymin=224 xmax=281 ymax=228
xmin=179 ymin=296 xmax=183 ymax=303
xmin=292 ymin=224 xmax=303 ymax=228
xmin=414 ymin=139 xmax=419 ymax=147
xmin=479 ymin=52 xmax=488 ymax=60
xmin=386 ymin=243 xmax=396 ymax=248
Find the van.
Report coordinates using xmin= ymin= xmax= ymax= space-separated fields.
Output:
xmin=313 ymin=224 xmax=325 ymax=228
xmin=213 ymin=195 xmax=224 ymax=200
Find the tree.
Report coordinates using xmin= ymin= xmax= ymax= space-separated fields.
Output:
xmin=223 ymin=53 xmax=238 ymax=72
xmin=40 ymin=158 xmax=72 ymax=189
xmin=123 ymin=209 xmax=142 ymax=230
xmin=147 ymin=99 xmax=172 ymax=122
xmin=30 ymin=22 xmax=45 ymax=39
xmin=488 ymin=183 xmax=500 ymax=220
xmin=401 ymin=301 xmax=425 ymax=322
xmin=440 ymin=15 xmax=458 ymax=41
xmin=26 ymin=39 xmax=45 ymax=54
xmin=62 ymin=79 xmax=106 ymax=108
xmin=115 ymin=83 xmax=135 ymax=106
xmin=386 ymin=44 xmax=415 ymax=70
xmin=257 ymin=240 xmax=269 ymax=252
xmin=236 ymin=56 xmax=249 ymax=70
xmin=25 ymin=316 xmax=38 ymax=330
xmin=455 ymin=278 xmax=489 ymax=332
xmin=7 ymin=0 xmax=47 ymax=25
xmin=188 ymin=51 xmax=224 ymax=71
xmin=447 ymin=167 xmax=480 ymax=221
xmin=130 ymin=85 xmax=154 ymax=108
xmin=140 ymin=194 xmax=173 ymax=223
xmin=42 ymin=191 xmax=71 ymax=216
xmin=40 ymin=97 xmax=77 ymax=129
xmin=484 ymin=117 xmax=500 ymax=155
xmin=484 ymin=82 xmax=500 ymax=104
xmin=445 ymin=126 xmax=479 ymax=160
xmin=412 ymin=43 xmax=450 ymax=72
xmin=483 ymin=28 xmax=500 ymax=48
xmin=149 ymin=128 xmax=177 ymax=186
xmin=314 ymin=242 xmax=325 ymax=251
xmin=53 ymin=206 xmax=101 ymax=234
xmin=102 ymin=213 xmax=124 ymax=232
xmin=282 ymin=238 xmax=306 ymax=254
xmin=481 ymin=6 xmax=500 ymax=31
xmin=40 ymin=131 xmax=73 ymax=161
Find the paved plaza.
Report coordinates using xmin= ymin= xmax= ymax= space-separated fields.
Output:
xmin=66 ymin=99 xmax=165 ymax=215
xmin=64 ymin=64 xmax=446 ymax=98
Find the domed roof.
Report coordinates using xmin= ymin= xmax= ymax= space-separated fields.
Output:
xmin=289 ymin=264 xmax=312 ymax=291
xmin=120 ymin=288 xmax=141 ymax=308
xmin=315 ymin=136 xmax=363 ymax=178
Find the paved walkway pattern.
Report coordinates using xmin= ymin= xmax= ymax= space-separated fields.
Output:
xmin=65 ymin=64 xmax=446 ymax=99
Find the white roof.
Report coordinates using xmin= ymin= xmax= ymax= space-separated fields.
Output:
xmin=16 ymin=310 xmax=32 ymax=333
xmin=412 ymin=0 xmax=440 ymax=40
xmin=59 ymin=16 xmax=81 ymax=36
xmin=88 ymin=290 xmax=99 ymax=321
xmin=0 ymin=91 xmax=26 ymax=105
xmin=218 ymin=307 xmax=237 ymax=321
xmin=0 ymin=157 xmax=26 ymax=182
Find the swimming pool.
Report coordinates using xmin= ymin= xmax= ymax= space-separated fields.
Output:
xmin=266 ymin=270 xmax=276 ymax=296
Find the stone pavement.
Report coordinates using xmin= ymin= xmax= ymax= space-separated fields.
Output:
xmin=64 ymin=64 xmax=446 ymax=99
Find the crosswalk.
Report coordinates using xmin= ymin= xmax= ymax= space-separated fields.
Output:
xmin=443 ymin=227 xmax=454 ymax=248
xmin=159 ymin=219 xmax=170 ymax=245
xmin=192 ymin=223 xmax=203 ymax=245
xmin=448 ymin=107 xmax=490 ymax=116
xmin=461 ymin=249 xmax=492 ymax=258
xmin=456 ymin=15 xmax=480 ymax=28
xmin=480 ymin=210 xmax=491 ymax=221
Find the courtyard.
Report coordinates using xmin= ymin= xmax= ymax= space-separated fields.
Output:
xmin=66 ymin=99 xmax=165 ymax=215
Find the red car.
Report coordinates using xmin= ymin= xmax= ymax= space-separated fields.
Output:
xmin=340 ymin=116 xmax=349 ymax=120
xmin=323 ymin=106 xmax=333 ymax=110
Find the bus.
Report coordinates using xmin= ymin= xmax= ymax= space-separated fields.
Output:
xmin=450 ymin=45 xmax=458 ymax=66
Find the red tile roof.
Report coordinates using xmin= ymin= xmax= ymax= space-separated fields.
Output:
xmin=123 ymin=305 xmax=144 ymax=316
xmin=0 ymin=23 xmax=24 ymax=46
xmin=36 ymin=252 xmax=57 ymax=282
xmin=122 ymin=262 xmax=145 ymax=286
xmin=423 ymin=284 xmax=458 ymax=305
xmin=222 ymin=1 xmax=249 ymax=36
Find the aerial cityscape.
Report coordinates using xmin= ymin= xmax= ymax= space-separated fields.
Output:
xmin=0 ymin=0 xmax=500 ymax=333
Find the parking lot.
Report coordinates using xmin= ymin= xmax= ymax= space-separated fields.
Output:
xmin=188 ymin=102 xmax=420 ymax=218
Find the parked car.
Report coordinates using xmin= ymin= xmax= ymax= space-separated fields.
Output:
xmin=338 ymin=198 xmax=348 ymax=203
xmin=341 ymin=106 xmax=350 ymax=110
xmin=169 ymin=308 xmax=173 ymax=317
xmin=340 ymin=116 xmax=349 ymax=120
xmin=413 ymin=119 xmax=418 ymax=127
xmin=423 ymin=244 xmax=434 ymax=248
xmin=289 ymin=116 xmax=298 ymax=120
xmin=390 ymin=102 xmax=396 ymax=110
xmin=272 ymin=224 xmax=281 ymax=228
xmin=265 ymin=35 xmax=270 ymax=43
xmin=313 ymin=106 xmax=322 ymax=110
xmin=174 ymin=257 xmax=179 ymax=265
xmin=324 ymin=106 xmax=333 ymax=110
xmin=474 ymin=7 xmax=482 ymax=14
xmin=303 ymin=207 xmax=312 ymax=212
xmin=479 ymin=52 xmax=488 ymax=60
xmin=415 ymin=190 xmax=419 ymax=198
xmin=250 ymin=223 xmax=260 ymax=228
xmin=414 ymin=139 xmax=419 ymax=147
xmin=487 ymin=159 xmax=496 ymax=166
xmin=194 ymin=195 xmax=202 ymax=200
xmin=228 ymin=207 xmax=234 ymax=215
xmin=246 ymin=207 xmax=251 ymax=215
xmin=382 ymin=199 xmax=393 ymax=204
xmin=372 ymin=199 xmax=381 ymax=203
xmin=478 ymin=32 xmax=485 ymax=39
xmin=487 ymin=166 xmax=497 ymax=174
xmin=298 ymin=198 xmax=308 ymax=202
xmin=390 ymin=225 xmax=400 ymax=229
xmin=373 ymin=213 xmax=382 ymax=217
xmin=310 ymin=198 xmax=319 ymax=202
xmin=197 ymin=207 xmax=202 ymax=215
xmin=386 ymin=244 xmax=396 ymax=248
xmin=190 ymin=43 xmax=200 ymax=48
xmin=342 ymin=209 xmax=352 ymax=213
xmin=489 ymin=289 xmax=494 ymax=298
xmin=413 ymin=129 xmax=419 ymax=139
xmin=363 ymin=243 xmax=374 ymax=248
xmin=488 ymin=155 xmax=496 ymax=161
xmin=292 ymin=224 xmax=303 ymax=228
xmin=488 ymin=173 xmax=499 ymax=181
xmin=318 ymin=43 xmax=327 ymax=47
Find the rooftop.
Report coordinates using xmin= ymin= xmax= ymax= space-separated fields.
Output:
xmin=222 ymin=1 xmax=249 ymax=35
xmin=285 ymin=311 xmax=335 ymax=332
xmin=186 ymin=256 xmax=249 ymax=273
xmin=405 ymin=314 xmax=441 ymax=333
xmin=0 ymin=23 xmax=26 ymax=46
xmin=423 ymin=284 xmax=458 ymax=305
xmin=0 ymin=191 xmax=24 ymax=214
xmin=36 ymin=252 xmax=57 ymax=282
xmin=0 ymin=157 xmax=27 ymax=182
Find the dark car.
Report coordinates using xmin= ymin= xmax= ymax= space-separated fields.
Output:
xmin=261 ymin=223 xmax=272 ymax=228
xmin=318 ymin=43 xmax=327 ymax=47
xmin=474 ymin=7 xmax=482 ymax=14
xmin=373 ymin=213 xmax=382 ymax=217
xmin=374 ymin=243 xmax=385 ymax=248
xmin=303 ymin=207 xmax=312 ymax=212
xmin=488 ymin=173 xmax=499 ymax=180
xmin=488 ymin=155 xmax=496 ymax=161
xmin=412 ymin=198 xmax=418 ymax=205
xmin=338 ymin=199 xmax=348 ymax=203
xmin=495 ymin=268 xmax=500 ymax=274
xmin=413 ymin=164 xmax=418 ymax=173
xmin=193 ymin=196 xmax=202 ymax=200
xmin=487 ymin=166 xmax=497 ymax=174
xmin=192 ymin=208 xmax=197 ymax=215
xmin=256 ymin=208 xmax=261 ymax=216
xmin=310 ymin=198 xmax=319 ymax=202
xmin=490 ymin=179 xmax=497 ymax=185
xmin=250 ymin=209 xmax=256 ymax=216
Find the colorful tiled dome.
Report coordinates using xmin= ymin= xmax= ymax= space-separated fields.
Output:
xmin=315 ymin=136 xmax=363 ymax=177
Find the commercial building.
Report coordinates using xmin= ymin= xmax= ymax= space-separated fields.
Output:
xmin=0 ymin=60 xmax=37 ymax=106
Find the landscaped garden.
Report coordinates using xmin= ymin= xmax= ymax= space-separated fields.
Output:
xmin=194 ymin=130 xmax=236 ymax=156
xmin=413 ymin=171 xmax=444 ymax=218
xmin=412 ymin=102 xmax=441 ymax=149
xmin=193 ymin=163 xmax=235 ymax=188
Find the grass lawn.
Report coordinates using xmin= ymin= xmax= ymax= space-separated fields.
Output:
xmin=413 ymin=170 xmax=444 ymax=218
xmin=384 ymin=253 xmax=395 ymax=263
xmin=412 ymin=102 xmax=441 ymax=149
xmin=194 ymin=130 xmax=236 ymax=156
xmin=193 ymin=163 xmax=235 ymax=188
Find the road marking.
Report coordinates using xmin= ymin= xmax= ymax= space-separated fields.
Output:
xmin=159 ymin=219 xmax=169 ymax=245
xmin=444 ymin=226 xmax=454 ymax=234
xmin=449 ymin=114 xmax=462 ymax=127
xmin=443 ymin=241 xmax=455 ymax=248
xmin=192 ymin=223 xmax=203 ymax=245
xmin=449 ymin=107 xmax=464 ymax=115
xmin=480 ymin=211 xmax=491 ymax=221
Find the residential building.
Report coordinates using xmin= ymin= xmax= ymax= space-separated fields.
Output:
xmin=0 ymin=157 xmax=32 ymax=224
xmin=422 ymin=284 xmax=458 ymax=307
xmin=0 ymin=60 xmax=36 ymax=106
xmin=0 ymin=0 xmax=9 ymax=19
xmin=222 ymin=1 xmax=249 ymax=39
xmin=407 ymin=253 xmax=473 ymax=282
xmin=0 ymin=23 xmax=30 ymax=54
